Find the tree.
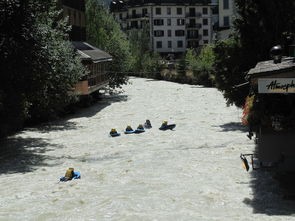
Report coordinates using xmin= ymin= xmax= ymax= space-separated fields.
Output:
xmin=185 ymin=47 xmax=215 ymax=86
xmin=86 ymin=0 xmax=131 ymax=90
xmin=0 ymin=0 xmax=86 ymax=137
xmin=213 ymin=38 xmax=249 ymax=106
xmin=213 ymin=0 xmax=295 ymax=107
xmin=127 ymin=22 xmax=161 ymax=78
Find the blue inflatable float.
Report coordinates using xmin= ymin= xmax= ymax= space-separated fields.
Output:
xmin=134 ymin=128 xmax=145 ymax=133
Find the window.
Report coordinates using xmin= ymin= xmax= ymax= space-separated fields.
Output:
xmin=223 ymin=16 xmax=230 ymax=27
xmin=167 ymin=7 xmax=171 ymax=15
xmin=203 ymin=29 xmax=208 ymax=36
xmin=130 ymin=21 xmax=138 ymax=28
xmin=73 ymin=11 xmax=76 ymax=24
xmin=168 ymin=29 xmax=172 ymax=37
xmin=156 ymin=41 xmax=162 ymax=48
xmin=168 ymin=41 xmax=172 ymax=48
xmin=154 ymin=19 xmax=164 ymax=26
xmin=167 ymin=18 xmax=171 ymax=26
xmin=187 ymin=30 xmax=198 ymax=39
xmin=79 ymin=12 xmax=82 ymax=26
xmin=156 ymin=7 xmax=161 ymax=15
xmin=189 ymin=8 xmax=195 ymax=16
xmin=154 ymin=30 xmax=164 ymax=37
xmin=203 ymin=18 xmax=208 ymax=25
xmin=189 ymin=19 xmax=196 ymax=26
xmin=177 ymin=8 xmax=182 ymax=15
xmin=177 ymin=40 xmax=183 ymax=48
xmin=223 ymin=0 xmax=229 ymax=9
xmin=119 ymin=13 xmax=122 ymax=19
xmin=175 ymin=30 xmax=185 ymax=36
xmin=204 ymin=40 xmax=209 ymax=44
xmin=142 ymin=8 xmax=148 ymax=16
xmin=202 ymin=7 xmax=208 ymax=15
xmin=177 ymin=19 xmax=185 ymax=26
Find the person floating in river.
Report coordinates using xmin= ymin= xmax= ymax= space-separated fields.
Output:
xmin=110 ymin=128 xmax=118 ymax=135
xmin=161 ymin=120 xmax=168 ymax=127
xmin=144 ymin=119 xmax=152 ymax=128
xmin=125 ymin=125 xmax=133 ymax=132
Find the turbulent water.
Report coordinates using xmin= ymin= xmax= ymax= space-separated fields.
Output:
xmin=1 ymin=77 xmax=295 ymax=220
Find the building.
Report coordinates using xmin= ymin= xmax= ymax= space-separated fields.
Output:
xmin=242 ymin=46 xmax=295 ymax=171
xmin=217 ymin=0 xmax=235 ymax=40
xmin=60 ymin=0 xmax=111 ymax=96
xmin=110 ymin=0 xmax=216 ymax=57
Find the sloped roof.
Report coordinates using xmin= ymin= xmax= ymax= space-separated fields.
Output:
xmin=247 ymin=57 xmax=295 ymax=79
xmin=72 ymin=41 xmax=112 ymax=63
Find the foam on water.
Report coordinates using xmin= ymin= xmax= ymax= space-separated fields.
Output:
xmin=0 ymin=77 xmax=294 ymax=220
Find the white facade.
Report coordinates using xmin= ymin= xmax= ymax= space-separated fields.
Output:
xmin=218 ymin=0 xmax=235 ymax=39
xmin=112 ymin=2 xmax=214 ymax=55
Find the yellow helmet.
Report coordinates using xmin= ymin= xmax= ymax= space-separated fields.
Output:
xmin=111 ymin=128 xmax=117 ymax=133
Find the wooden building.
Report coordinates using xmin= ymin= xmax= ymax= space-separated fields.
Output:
xmin=60 ymin=0 xmax=112 ymax=95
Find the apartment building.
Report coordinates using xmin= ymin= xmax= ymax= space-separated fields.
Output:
xmin=218 ymin=0 xmax=235 ymax=39
xmin=110 ymin=0 xmax=215 ymax=56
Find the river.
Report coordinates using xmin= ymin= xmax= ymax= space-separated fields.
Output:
xmin=0 ymin=77 xmax=295 ymax=220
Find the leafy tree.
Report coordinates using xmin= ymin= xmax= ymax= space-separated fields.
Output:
xmin=213 ymin=0 xmax=295 ymax=107
xmin=213 ymin=38 xmax=249 ymax=106
xmin=185 ymin=47 xmax=215 ymax=86
xmin=0 ymin=0 xmax=86 ymax=137
xmin=86 ymin=0 xmax=131 ymax=90
xmin=127 ymin=22 xmax=161 ymax=78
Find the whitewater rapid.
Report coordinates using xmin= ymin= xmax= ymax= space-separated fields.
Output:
xmin=1 ymin=77 xmax=295 ymax=220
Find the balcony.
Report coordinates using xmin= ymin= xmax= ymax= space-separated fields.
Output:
xmin=186 ymin=23 xmax=202 ymax=29
xmin=187 ymin=34 xmax=202 ymax=40
xmin=186 ymin=12 xmax=202 ymax=18
xmin=126 ymin=13 xmax=150 ymax=20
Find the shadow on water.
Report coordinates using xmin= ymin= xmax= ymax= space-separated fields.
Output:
xmin=0 ymin=136 xmax=64 ymax=175
xmin=0 ymin=94 xmax=129 ymax=174
xmin=72 ymin=94 xmax=128 ymax=118
xmin=25 ymin=94 xmax=128 ymax=133
xmin=216 ymin=122 xmax=248 ymax=132
xmin=243 ymin=171 xmax=295 ymax=215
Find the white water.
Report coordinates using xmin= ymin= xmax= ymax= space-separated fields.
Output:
xmin=1 ymin=77 xmax=295 ymax=220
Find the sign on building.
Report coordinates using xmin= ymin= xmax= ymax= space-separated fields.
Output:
xmin=258 ymin=78 xmax=295 ymax=93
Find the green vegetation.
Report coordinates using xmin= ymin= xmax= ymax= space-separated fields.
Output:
xmin=213 ymin=0 xmax=295 ymax=107
xmin=185 ymin=46 xmax=215 ymax=86
xmin=87 ymin=0 xmax=162 ymax=81
xmin=86 ymin=0 xmax=131 ymax=90
xmin=0 ymin=0 xmax=86 ymax=137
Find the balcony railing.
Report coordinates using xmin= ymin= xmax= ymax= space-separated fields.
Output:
xmin=187 ymin=34 xmax=202 ymax=40
xmin=126 ymin=13 xmax=150 ymax=19
xmin=186 ymin=12 xmax=202 ymax=18
xmin=186 ymin=23 xmax=202 ymax=29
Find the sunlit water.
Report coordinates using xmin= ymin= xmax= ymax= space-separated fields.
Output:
xmin=1 ymin=77 xmax=295 ymax=220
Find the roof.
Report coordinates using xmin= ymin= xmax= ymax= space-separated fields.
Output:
xmin=72 ymin=41 xmax=112 ymax=63
xmin=246 ymin=57 xmax=295 ymax=79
